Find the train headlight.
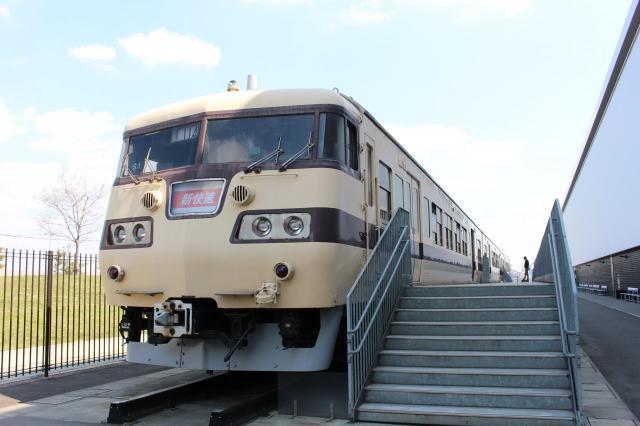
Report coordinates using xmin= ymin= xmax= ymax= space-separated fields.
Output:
xmin=284 ymin=216 xmax=304 ymax=236
xmin=133 ymin=224 xmax=146 ymax=242
xmin=107 ymin=218 xmax=152 ymax=247
xmin=114 ymin=225 xmax=127 ymax=243
xmin=237 ymin=212 xmax=310 ymax=241
xmin=252 ymin=217 xmax=272 ymax=237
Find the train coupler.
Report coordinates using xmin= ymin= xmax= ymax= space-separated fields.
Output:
xmin=153 ymin=299 xmax=193 ymax=338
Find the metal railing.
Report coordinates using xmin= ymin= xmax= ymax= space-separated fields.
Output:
xmin=1 ymin=249 xmax=124 ymax=380
xmin=532 ymin=200 xmax=582 ymax=425
xmin=346 ymin=208 xmax=411 ymax=419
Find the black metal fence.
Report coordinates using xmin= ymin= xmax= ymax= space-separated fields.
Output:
xmin=0 ymin=249 xmax=124 ymax=380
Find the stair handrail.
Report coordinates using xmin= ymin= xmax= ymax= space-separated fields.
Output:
xmin=346 ymin=208 xmax=412 ymax=420
xmin=532 ymin=199 xmax=582 ymax=425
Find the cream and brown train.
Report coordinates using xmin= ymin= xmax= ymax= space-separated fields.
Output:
xmin=99 ymin=85 xmax=510 ymax=371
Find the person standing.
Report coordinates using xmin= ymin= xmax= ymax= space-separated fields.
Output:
xmin=523 ymin=256 xmax=530 ymax=282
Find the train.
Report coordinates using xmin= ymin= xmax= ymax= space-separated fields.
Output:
xmin=99 ymin=81 xmax=510 ymax=372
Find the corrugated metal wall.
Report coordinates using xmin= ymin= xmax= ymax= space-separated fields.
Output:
xmin=574 ymin=245 xmax=640 ymax=295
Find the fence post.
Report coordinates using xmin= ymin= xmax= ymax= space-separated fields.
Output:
xmin=43 ymin=250 xmax=53 ymax=377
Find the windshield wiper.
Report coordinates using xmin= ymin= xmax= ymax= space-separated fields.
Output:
xmin=244 ymin=137 xmax=284 ymax=174
xmin=124 ymin=153 xmax=141 ymax=185
xmin=143 ymin=147 xmax=160 ymax=181
xmin=279 ymin=132 xmax=314 ymax=172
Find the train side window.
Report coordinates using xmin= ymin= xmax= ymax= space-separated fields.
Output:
xmin=378 ymin=162 xmax=392 ymax=224
xmin=366 ymin=144 xmax=373 ymax=206
xmin=432 ymin=203 xmax=443 ymax=246
xmin=461 ymin=226 xmax=468 ymax=256
xmin=444 ymin=214 xmax=453 ymax=251
xmin=393 ymin=175 xmax=404 ymax=212
xmin=346 ymin=121 xmax=359 ymax=171
xmin=423 ymin=196 xmax=430 ymax=241
xmin=411 ymin=185 xmax=419 ymax=235
xmin=318 ymin=113 xmax=346 ymax=164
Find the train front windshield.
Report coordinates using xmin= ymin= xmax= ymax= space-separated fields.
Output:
xmin=124 ymin=114 xmax=315 ymax=177
xmin=204 ymin=114 xmax=314 ymax=163
xmin=125 ymin=122 xmax=201 ymax=176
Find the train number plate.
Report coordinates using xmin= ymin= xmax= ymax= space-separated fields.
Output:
xmin=169 ymin=179 xmax=225 ymax=216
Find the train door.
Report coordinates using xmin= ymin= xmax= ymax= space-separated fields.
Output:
xmin=363 ymin=135 xmax=378 ymax=254
xmin=471 ymin=229 xmax=476 ymax=280
xmin=409 ymin=175 xmax=421 ymax=282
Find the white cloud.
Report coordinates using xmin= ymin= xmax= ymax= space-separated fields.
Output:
xmin=0 ymin=100 xmax=25 ymax=143
xmin=0 ymin=163 xmax=107 ymax=252
xmin=342 ymin=0 xmax=389 ymax=25
xmin=118 ymin=28 xmax=221 ymax=69
xmin=29 ymin=108 xmax=123 ymax=181
xmin=68 ymin=44 xmax=116 ymax=62
xmin=0 ymin=162 xmax=62 ymax=248
xmin=242 ymin=0 xmax=531 ymax=22
xmin=242 ymin=0 xmax=310 ymax=5
xmin=386 ymin=123 xmax=558 ymax=269
xmin=454 ymin=0 xmax=532 ymax=19
xmin=0 ymin=104 xmax=123 ymax=250
xmin=11 ymin=57 xmax=27 ymax=66
xmin=412 ymin=0 xmax=532 ymax=20
xmin=0 ymin=4 xmax=10 ymax=18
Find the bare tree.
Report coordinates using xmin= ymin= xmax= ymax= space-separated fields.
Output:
xmin=37 ymin=171 xmax=104 ymax=271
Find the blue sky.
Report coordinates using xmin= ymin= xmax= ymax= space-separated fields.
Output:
xmin=0 ymin=0 xmax=633 ymax=267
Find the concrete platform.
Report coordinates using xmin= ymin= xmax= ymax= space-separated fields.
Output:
xmin=0 ymin=352 xmax=636 ymax=425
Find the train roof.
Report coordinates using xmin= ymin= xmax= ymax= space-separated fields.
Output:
xmin=125 ymin=88 xmax=360 ymax=132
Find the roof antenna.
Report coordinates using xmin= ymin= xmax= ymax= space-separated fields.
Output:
xmin=247 ymin=74 xmax=258 ymax=90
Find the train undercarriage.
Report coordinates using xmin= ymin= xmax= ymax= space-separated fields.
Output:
xmin=119 ymin=300 xmax=345 ymax=371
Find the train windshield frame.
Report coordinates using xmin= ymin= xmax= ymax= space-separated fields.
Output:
xmin=203 ymin=114 xmax=314 ymax=164
xmin=124 ymin=122 xmax=201 ymax=177
xmin=120 ymin=107 xmax=360 ymax=178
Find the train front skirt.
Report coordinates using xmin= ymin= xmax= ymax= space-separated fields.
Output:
xmin=127 ymin=307 xmax=342 ymax=371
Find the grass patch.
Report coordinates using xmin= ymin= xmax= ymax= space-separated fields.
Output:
xmin=0 ymin=274 xmax=120 ymax=351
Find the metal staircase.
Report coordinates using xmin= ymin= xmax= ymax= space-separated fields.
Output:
xmin=346 ymin=201 xmax=582 ymax=425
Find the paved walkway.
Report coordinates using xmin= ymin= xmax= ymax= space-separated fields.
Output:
xmin=0 ymin=350 xmax=636 ymax=425
xmin=579 ymin=291 xmax=640 ymax=422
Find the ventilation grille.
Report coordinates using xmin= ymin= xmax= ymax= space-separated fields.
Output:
xmin=141 ymin=191 xmax=161 ymax=210
xmin=231 ymin=185 xmax=254 ymax=205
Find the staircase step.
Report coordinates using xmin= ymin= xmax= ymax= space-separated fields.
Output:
xmin=364 ymin=383 xmax=573 ymax=410
xmin=357 ymin=402 xmax=575 ymax=425
xmin=399 ymin=295 xmax=557 ymax=309
xmin=378 ymin=350 xmax=567 ymax=369
xmin=384 ymin=335 xmax=563 ymax=352
xmin=395 ymin=307 xmax=559 ymax=322
xmin=389 ymin=320 xmax=561 ymax=336
xmin=405 ymin=283 xmax=556 ymax=298
xmin=371 ymin=366 xmax=571 ymax=388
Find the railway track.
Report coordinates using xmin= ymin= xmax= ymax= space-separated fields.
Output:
xmin=107 ymin=371 xmax=277 ymax=426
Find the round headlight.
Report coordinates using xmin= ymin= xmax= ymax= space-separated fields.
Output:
xmin=114 ymin=225 xmax=127 ymax=243
xmin=252 ymin=217 xmax=272 ymax=237
xmin=133 ymin=224 xmax=146 ymax=242
xmin=284 ymin=216 xmax=304 ymax=236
